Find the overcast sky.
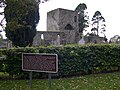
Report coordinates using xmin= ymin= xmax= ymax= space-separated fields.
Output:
xmin=1 ymin=0 xmax=120 ymax=40
xmin=37 ymin=0 xmax=120 ymax=40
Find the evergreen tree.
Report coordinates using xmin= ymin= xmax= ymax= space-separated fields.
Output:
xmin=75 ymin=3 xmax=89 ymax=33
xmin=0 ymin=0 xmax=6 ymax=31
xmin=4 ymin=0 xmax=40 ymax=47
xmin=91 ymin=11 xmax=106 ymax=36
xmin=2 ymin=0 xmax=49 ymax=47
xmin=0 ymin=0 xmax=5 ymax=40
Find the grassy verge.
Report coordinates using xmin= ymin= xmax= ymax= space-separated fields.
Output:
xmin=0 ymin=72 xmax=120 ymax=90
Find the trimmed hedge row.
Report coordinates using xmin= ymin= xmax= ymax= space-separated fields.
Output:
xmin=0 ymin=44 xmax=120 ymax=78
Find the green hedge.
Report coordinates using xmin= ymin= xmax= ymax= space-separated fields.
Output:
xmin=0 ymin=44 xmax=120 ymax=78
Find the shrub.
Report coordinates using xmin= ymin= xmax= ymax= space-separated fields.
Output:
xmin=0 ymin=44 xmax=120 ymax=78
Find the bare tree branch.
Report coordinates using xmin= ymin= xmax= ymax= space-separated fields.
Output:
xmin=0 ymin=12 xmax=4 ymax=15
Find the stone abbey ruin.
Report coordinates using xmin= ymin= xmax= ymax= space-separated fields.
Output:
xmin=0 ymin=8 xmax=107 ymax=48
xmin=33 ymin=8 xmax=106 ymax=46
xmin=33 ymin=8 xmax=81 ymax=46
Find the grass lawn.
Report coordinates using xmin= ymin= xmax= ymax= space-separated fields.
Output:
xmin=0 ymin=72 xmax=120 ymax=90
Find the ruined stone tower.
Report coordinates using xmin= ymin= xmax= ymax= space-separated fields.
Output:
xmin=47 ymin=8 xmax=79 ymax=31
xmin=33 ymin=8 xmax=81 ymax=46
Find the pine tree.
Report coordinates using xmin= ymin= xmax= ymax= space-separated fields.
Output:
xmin=91 ymin=11 xmax=106 ymax=36
xmin=75 ymin=3 xmax=89 ymax=33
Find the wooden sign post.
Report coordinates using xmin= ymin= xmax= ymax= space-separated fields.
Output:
xmin=22 ymin=53 xmax=58 ymax=89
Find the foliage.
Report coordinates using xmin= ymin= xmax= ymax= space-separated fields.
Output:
xmin=91 ymin=11 xmax=106 ymax=36
xmin=0 ymin=47 xmax=40 ymax=78
xmin=84 ymin=33 xmax=108 ymax=43
xmin=109 ymin=35 xmax=120 ymax=43
xmin=0 ymin=0 xmax=6 ymax=18
xmin=0 ymin=44 xmax=120 ymax=78
xmin=0 ymin=0 xmax=5 ymax=8
xmin=75 ymin=3 xmax=89 ymax=33
xmin=0 ymin=0 xmax=49 ymax=42
xmin=4 ymin=0 xmax=39 ymax=47
xmin=0 ymin=0 xmax=6 ymax=34
xmin=0 ymin=33 xmax=3 ymax=43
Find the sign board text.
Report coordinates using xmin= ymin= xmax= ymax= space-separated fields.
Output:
xmin=22 ymin=53 xmax=58 ymax=73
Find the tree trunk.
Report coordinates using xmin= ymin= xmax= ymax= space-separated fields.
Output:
xmin=97 ymin=22 xmax=99 ymax=35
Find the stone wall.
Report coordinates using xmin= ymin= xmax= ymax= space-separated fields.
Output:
xmin=33 ymin=31 xmax=60 ymax=46
xmin=33 ymin=30 xmax=81 ymax=46
xmin=47 ymin=8 xmax=79 ymax=32
xmin=59 ymin=8 xmax=78 ymax=31
xmin=47 ymin=9 xmax=59 ymax=31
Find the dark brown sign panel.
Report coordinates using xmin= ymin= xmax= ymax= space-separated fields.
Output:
xmin=22 ymin=53 xmax=58 ymax=73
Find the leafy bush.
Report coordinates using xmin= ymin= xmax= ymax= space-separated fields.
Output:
xmin=0 ymin=44 xmax=120 ymax=78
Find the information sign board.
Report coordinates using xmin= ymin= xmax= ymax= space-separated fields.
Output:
xmin=22 ymin=53 xmax=58 ymax=73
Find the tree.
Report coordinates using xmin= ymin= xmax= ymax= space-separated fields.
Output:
xmin=75 ymin=3 xmax=89 ymax=33
xmin=0 ymin=0 xmax=6 ymax=34
xmin=0 ymin=30 xmax=3 ymax=44
xmin=0 ymin=0 xmax=5 ymax=41
xmin=2 ymin=0 xmax=49 ymax=47
xmin=4 ymin=0 xmax=40 ymax=47
xmin=109 ymin=35 xmax=120 ymax=43
xmin=91 ymin=11 xmax=106 ymax=36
